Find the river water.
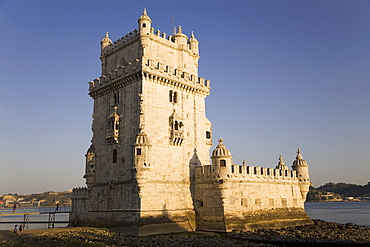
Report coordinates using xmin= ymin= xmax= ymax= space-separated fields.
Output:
xmin=0 ymin=202 xmax=369 ymax=230
xmin=0 ymin=207 xmax=70 ymax=230
xmin=305 ymin=201 xmax=370 ymax=227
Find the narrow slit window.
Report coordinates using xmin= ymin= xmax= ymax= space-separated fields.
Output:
xmin=169 ymin=90 xmax=173 ymax=102
xmin=113 ymin=149 xmax=118 ymax=163
xmin=173 ymin=92 xmax=178 ymax=103
xmin=206 ymin=131 xmax=211 ymax=139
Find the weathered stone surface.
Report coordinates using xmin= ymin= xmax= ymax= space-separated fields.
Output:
xmin=71 ymin=9 xmax=312 ymax=235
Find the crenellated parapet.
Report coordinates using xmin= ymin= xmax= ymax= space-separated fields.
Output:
xmin=102 ymin=21 xmax=198 ymax=59
xmin=101 ymin=30 xmax=140 ymax=57
xmin=72 ymin=187 xmax=88 ymax=199
xmin=88 ymin=58 xmax=210 ymax=98
xmin=196 ymin=164 xmax=298 ymax=182
xmin=88 ymin=59 xmax=141 ymax=98
xmin=143 ymin=58 xmax=210 ymax=95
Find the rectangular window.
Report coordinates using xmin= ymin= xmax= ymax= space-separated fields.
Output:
xmin=206 ymin=131 xmax=211 ymax=139
xmin=220 ymin=160 xmax=226 ymax=166
xmin=136 ymin=148 xmax=142 ymax=155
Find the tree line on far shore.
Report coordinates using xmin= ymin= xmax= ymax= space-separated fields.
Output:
xmin=307 ymin=182 xmax=370 ymax=202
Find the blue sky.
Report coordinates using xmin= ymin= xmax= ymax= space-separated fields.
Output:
xmin=1 ymin=0 xmax=369 ymax=194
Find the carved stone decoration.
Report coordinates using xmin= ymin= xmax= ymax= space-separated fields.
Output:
xmin=169 ymin=110 xmax=184 ymax=146
xmin=106 ymin=106 xmax=120 ymax=144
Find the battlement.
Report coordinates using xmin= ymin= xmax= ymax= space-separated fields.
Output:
xmin=103 ymin=26 xmax=197 ymax=57
xmin=71 ymin=187 xmax=88 ymax=199
xmin=144 ymin=58 xmax=210 ymax=88
xmin=88 ymin=59 xmax=141 ymax=93
xmin=102 ymin=30 xmax=139 ymax=56
xmin=196 ymin=164 xmax=298 ymax=182
xmin=88 ymin=58 xmax=210 ymax=95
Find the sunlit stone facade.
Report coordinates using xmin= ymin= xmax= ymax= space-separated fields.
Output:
xmin=71 ymin=9 xmax=312 ymax=236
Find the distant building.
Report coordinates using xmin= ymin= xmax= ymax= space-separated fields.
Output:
xmin=71 ymin=9 xmax=312 ymax=236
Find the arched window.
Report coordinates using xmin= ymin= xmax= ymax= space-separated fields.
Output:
xmin=174 ymin=121 xmax=179 ymax=130
xmin=136 ymin=148 xmax=142 ymax=155
xmin=173 ymin=92 xmax=178 ymax=103
xmin=142 ymin=23 xmax=146 ymax=28
xmin=220 ymin=160 xmax=226 ymax=166
xmin=113 ymin=149 xmax=117 ymax=163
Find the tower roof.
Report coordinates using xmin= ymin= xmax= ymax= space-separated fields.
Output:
xmin=174 ymin=26 xmax=188 ymax=39
xmin=292 ymin=148 xmax=308 ymax=167
xmin=212 ymin=138 xmax=232 ymax=157
xmin=138 ymin=8 xmax=152 ymax=23
xmin=189 ymin=31 xmax=198 ymax=43
xmin=275 ymin=155 xmax=288 ymax=170
xmin=101 ymin=32 xmax=112 ymax=45
xmin=135 ymin=128 xmax=149 ymax=145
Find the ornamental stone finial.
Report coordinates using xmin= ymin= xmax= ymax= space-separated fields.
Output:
xmin=143 ymin=8 xmax=147 ymax=15
xmin=279 ymin=155 xmax=285 ymax=165
xmin=218 ymin=137 xmax=223 ymax=143
xmin=177 ymin=25 xmax=182 ymax=33
xmin=296 ymin=148 xmax=303 ymax=160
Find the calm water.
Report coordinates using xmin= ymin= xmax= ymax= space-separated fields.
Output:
xmin=0 ymin=207 xmax=70 ymax=230
xmin=1 ymin=203 xmax=369 ymax=230
xmin=305 ymin=201 xmax=370 ymax=226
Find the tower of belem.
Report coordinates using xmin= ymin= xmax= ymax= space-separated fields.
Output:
xmin=71 ymin=9 xmax=312 ymax=235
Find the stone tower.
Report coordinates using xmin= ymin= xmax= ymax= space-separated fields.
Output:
xmin=71 ymin=9 xmax=212 ymax=235
xmin=71 ymin=9 xmax=312 ymax=235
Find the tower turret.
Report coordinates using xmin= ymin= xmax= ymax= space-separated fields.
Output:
xmin=292 ymin=148 xmax=311 ymax=200
xmin=84 ymin=144 xmax=96 ymax=189
xmin=174 ymin=26 xmax=188 ymax=49
xmin=133 ymin=128 xmax=151 ymax=169
xmin=138 ymin=8 xmax=152 ymax=35
xmin=211 ymin=138 xmax=233 ymax=178
xmin=189 ymin=31 xmax=199 ymax=56
xmin=275 ymin=155 xmax=288 ymax=170
xmin=100 ymin=32 xmax=112 ymax=74
xmin=100 ymin=32 xmax=112 ymax=54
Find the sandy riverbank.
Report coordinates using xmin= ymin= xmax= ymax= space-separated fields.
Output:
xmin=1 ymin=220 xmax=370 ymax=246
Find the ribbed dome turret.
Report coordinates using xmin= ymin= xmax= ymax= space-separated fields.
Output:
xmin=135 ymin=129 xmax=149 ymax=145
xmin=292 ymin=148 xmax=308 ymax=167
xmin=101 ymin=32 xmax=112 ymax=45
xmin=86 ymin=144 xmax=95 ymax=155
xmin=212 ymin=138 xmax=232 ymax=157
xmin=276 ymin=155 xmax=288 ymax=170
xmin=138 ymin=8 xmax=152 ymax=23
xmin=174 ymin=26 xmax=188 ymax=39
xmin=189 ymin=31 xmax=198 ymax=43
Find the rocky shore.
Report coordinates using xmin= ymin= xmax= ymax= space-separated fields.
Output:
xmin=1 ymin=220 xmax=370 ymax=246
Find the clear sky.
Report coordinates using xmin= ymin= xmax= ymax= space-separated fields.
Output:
xmin=1 ymin=0 xmax=369 ymax=194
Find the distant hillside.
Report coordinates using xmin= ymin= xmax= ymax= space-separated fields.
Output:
xmin=317 ymin=182 xmax=370 ymax=197
xmin=1 ymin=191 xmax=72 ymax=207
xmin=307 ymin=182 xmax=370 ymax=202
